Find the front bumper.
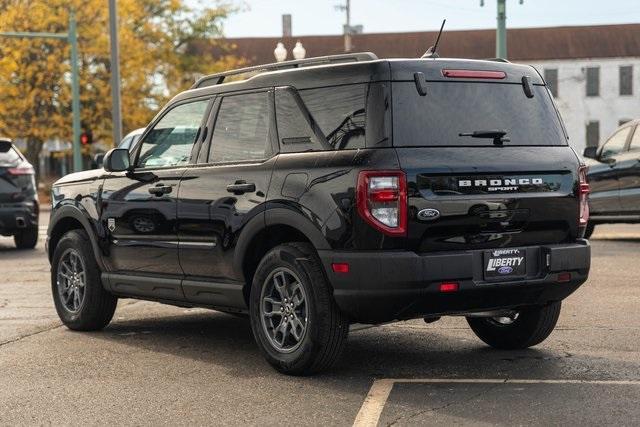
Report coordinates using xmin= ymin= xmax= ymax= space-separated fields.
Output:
xmin=319 ymin=240 xmax=590 ymax=323
xmin=0 ymin=201 xmax=38 ymax=235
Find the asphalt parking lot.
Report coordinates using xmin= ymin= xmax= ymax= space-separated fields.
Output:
xmin=1 ymin=213 xmax=639 ymax=426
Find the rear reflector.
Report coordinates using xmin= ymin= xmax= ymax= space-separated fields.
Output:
xmin=331 ymin=263 xmax=350 ymax=274
xmin=556 ymin=272 xmax=572 ymax=283
xmin=442 ymin=69 xmax=506 ymax=79
xmin=439 ymin=282 xmax=459 ymax=293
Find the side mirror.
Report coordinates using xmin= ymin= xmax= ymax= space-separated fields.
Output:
xmin=103 ymin=148 xmax=131 ymax=172
xmin=583 ymin=146 xmax=598 ymax=160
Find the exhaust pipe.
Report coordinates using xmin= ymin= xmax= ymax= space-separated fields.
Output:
xmin=15 ymin=217 xmax=26 ymax=228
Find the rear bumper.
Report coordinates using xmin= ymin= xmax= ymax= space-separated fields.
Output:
xmin=319 ymin=240 xmax=590 ymax=323
xmin=0 ymin=201 xmax=38 ymax=234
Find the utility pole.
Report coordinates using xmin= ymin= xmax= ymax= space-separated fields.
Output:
xmin=108 ymin=0 xmax=123 ymax=147
xmin=336 ymin=0 xmax=352 ymax=52
xmin=481 ymin=0 xmax=524 ymax=59
xmin=0 ymin=9 xmax=83 ymax=172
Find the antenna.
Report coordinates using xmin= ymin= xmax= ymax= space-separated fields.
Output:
xmin=421 ymin=19 xmax=446 ymax=59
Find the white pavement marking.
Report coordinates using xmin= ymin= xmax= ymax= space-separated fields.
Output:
xmin=353 ymin=378 xmax=640 ymax=427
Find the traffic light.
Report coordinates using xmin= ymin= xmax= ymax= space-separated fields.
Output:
xmin=80 ymin=130 xmax=93 ymax=145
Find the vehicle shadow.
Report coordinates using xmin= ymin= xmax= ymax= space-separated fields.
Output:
xmin=87 ymin=308 xmax=614 ymax=382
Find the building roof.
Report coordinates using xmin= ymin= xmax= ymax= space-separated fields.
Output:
xmin=196 ymin=24 xmax=640 ymax=65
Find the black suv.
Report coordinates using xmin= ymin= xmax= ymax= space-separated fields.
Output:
xmin=0 ymin=138 xmax=39 ymax=249
xmin=47 ymin=53 xmax=591 ymax=375
xmin=583 ymin=119 xmax=640 ymax=237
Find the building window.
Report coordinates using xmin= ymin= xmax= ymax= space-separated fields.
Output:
xmin=586 ymin=121 xmax=600 ymax=148
xmin=586 ymin=67 xmax=600 ymax=97
xmin=620 ymin=65 xmax=633 ymax=95
xmin=544 ymin=68 xmax=558 ymax=97
xmin=619 ymin=119 xmax=632 ymax=126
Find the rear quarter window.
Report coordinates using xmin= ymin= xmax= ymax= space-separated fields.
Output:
xmin=392 ymin=82 xmax=567 ymax=147
xmin=275 ymin=83 xmax=391 ymax=153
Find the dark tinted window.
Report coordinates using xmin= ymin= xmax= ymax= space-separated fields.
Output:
xmin=299 ymin=85 xmax=365 ymax=150
xmin=620 ymin=65 xmax=633 ymax=95
xmin=544 ymin=68 xmax=558 ymax=97
xmin=586 ymin=67 xmax=600 ymax=97
xmin=275 ymin=89 xmax=323 ymax=152
xmin=392 ymin=82 xmax=566 ymax=147
xmin=586 ymin=121 xmax=600 ymax=148
xmin=210 ymin=92 xmax=270 ymax=163
xmin=138 ymin=100 xmax=209 ymax=168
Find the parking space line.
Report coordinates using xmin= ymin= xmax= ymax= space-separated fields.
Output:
xmin=353 ymin=378 xmax=640 ymax=427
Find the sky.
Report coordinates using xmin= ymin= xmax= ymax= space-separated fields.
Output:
xmin=220 ymin=0 xmax=640 ymax=38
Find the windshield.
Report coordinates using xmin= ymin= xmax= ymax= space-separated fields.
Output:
xmin=392 ymin=82 xmax=566 ymax=147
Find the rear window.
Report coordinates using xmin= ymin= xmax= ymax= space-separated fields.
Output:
xmin=0 ymin=146 xmax=21 ymax=163
xmin=392 ymin=82 xmax=566 ymax=147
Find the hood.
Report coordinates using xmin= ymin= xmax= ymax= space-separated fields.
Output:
xmin=54 ymin=168 xmax=105 ymax=186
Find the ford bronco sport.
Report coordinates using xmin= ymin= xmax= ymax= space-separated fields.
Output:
xmin=47 ymin=53 xmax=591 ymax=375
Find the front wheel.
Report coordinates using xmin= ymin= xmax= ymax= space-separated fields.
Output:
xmin=466 ymin=302 xmax=561 ymax=349
xmin=51 ymin=229 xmax=118 ymax=331
xmin=249 ymin=242 xmax=349 ymax=376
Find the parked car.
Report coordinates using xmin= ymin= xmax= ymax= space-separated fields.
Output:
xmin=583 ymin=119 xmax=640 ymax=238
xmin=0 ymin=138 xmax=39 ymax=249
xmin=46 ymin=53 xmax=591 ymax=375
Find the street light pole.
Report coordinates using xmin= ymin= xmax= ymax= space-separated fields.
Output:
xmin=481 ymin=0 xmax=524 ymax=59
xmin=108 ymin=0 xmax=123 ymax=147
xmin=69 ymin=11 xmax=82 ymax=173
xmin=0 ymin=10 xmax=83 ymax=172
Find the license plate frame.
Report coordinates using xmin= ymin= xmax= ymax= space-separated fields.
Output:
xmin=484 ymin=248 xmax=527 ymax=280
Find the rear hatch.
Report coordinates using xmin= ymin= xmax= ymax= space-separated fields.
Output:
xmin=0 ymin=144 xmax=35 ymax=203
xmin=391 ymin=60 xmax=581 ymax=252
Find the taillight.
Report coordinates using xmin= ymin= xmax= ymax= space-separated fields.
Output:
xmin=356 ymin=170 xmax=407 ymax=236
xmin=7 ymin=166 xmax=35 ymax=175
xmin=578 ymin=165 xmax=590 ymax=227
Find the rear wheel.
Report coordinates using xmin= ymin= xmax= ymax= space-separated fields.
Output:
xmin=51 ymin=229 xmax=117 ymax=331
xmin=466 ymin=302 xmax=561 ymax=349
xmin=14 ymin=226 xmax=38 ymax=249
xmin=249 ymin=242 xmax=349 ymax=375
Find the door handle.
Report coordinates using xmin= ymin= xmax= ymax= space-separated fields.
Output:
xmin=226 ymin=180 xmax=256 ymax=195
xmin=148 ymin=184 xmax=173 ymax=196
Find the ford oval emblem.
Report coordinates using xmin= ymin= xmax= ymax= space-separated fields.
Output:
xmin=498 ymin=266 xmax=513 ymax=274
xmin=417 ymin=208 xmax=441 ymax=221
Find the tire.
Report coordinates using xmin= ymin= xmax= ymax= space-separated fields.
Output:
xmin=584 ymin=222 xmax=595 ymax=239
xmin=14 ymin=226 xmax=38 ymax=249
xmin=466 ymin=301 xmax=561 ymax=350
xmin=249 ymin=242 xmax=349 ymax=376
xmin=51 ymin=229 xmax=117 ymax=331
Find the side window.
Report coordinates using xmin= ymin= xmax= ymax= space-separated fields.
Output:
xmin=275 ymin=89 xmax=323 ymax=152
xmin=276 ymin=85 xmax=368 ymax=152
xmin=629 ymin=127 xmax=640 ymax=153
xmin=600 ymin=127 xmax=632 ymax=160
xmin=299 ymin=85 xmax=366 ymax=150
xmin=137 ymin=100 xmax=209 ymax=168
xmin=209 ymin=92 xmax=270 ymax=163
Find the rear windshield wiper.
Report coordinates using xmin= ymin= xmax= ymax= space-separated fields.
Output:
xmin=458 ymin=130 xmax=510 ymax=145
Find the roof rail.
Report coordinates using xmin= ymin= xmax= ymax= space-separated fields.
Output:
xmin=485 ymin=58 xmax=511 ymax=63
xmin=191 ymin=52 xmax=379 ymax=89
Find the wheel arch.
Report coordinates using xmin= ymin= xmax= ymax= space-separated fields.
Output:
xmin=47 ymin=205 xmax=106 ymax=271
xmin=235 ymin=206 xmax=332 ymax=305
